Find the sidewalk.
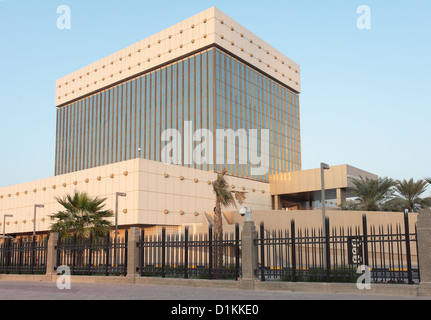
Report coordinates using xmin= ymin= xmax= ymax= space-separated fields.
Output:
xmin=0 ymin=280 xmax=429 ymax=300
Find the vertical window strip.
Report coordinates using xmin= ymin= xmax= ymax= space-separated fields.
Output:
xmin=277 ymin=84 xmax=282 ymax=174
xmin=99 ymin=91 xmax=104 ymax=167
xmin=210 ymin=48 xmax=216 ymax=172
xmin=74 ymin=102 xmax=79 ymax=173
xmin=129 ymin=80 xmax=133 ymax=161
xmin=81 ymin=98 xmax=86 ymax=171
xmin=68 ymin=104 xmax=73 ymax=173
xmin=172 ymin=64 xmax=178 ymax=160
xmin=121 ymin=83 xmax=126 ymax=163
xmin=70 ymin=102 xmax=75 ymax=173
xmin=92 ymin=95 xmax=96 ymax=169
xmin=131 ymin=80 xmax=136 ymax=160
xmin=293 ymin=92 xmax=296 ymax=170
xmin=145 ymin=75 xmax=150 ymax=160
xmin=117 ymin=85 xmax=122 ymax=163
xmin=113 ymin=86 xmax=118 ymax=164
xmin=77 ymin=100 xmax=82 ymax=171
xmin=103 ymin=89 xmax=110 ymax=166
xmin=287 ymin=91 xmax=292 ymax=172
xmin=95 ymin=95 xmax=100 ymax=168
xmin=283 ymin=88 xmax=287 ymax=172
xmin=94 ymin=95 xmax=98 ymax=169
xmin=109 ymin=88 xmax=115 ymax=165
xmin=54 ymin=109 xmax=60 ymax=175
xmin=138 ymin=76 xmax=143 ymax=159
xmin=296 ymin=93 xmax=301 ymax=170
xmin=69 ymin=103 xmax=73 ymax=173
xmin=59 ymin=108 xmax=64 ymax=175
xmin=151 ymin=72 xmax=156 ymax=161
xmin=133 ymin=78 xmax=138 ymax=160
xmin=183 ymin=59 xmax=189 ymax=167
xmin=178 ymin=62 xmax=183 ymax=165
xmin=161 ymin=69 xmax=165 ymax=163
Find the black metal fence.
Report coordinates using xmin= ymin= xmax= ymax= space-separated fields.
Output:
xmin=0 ymin=236 xmax=48 ymax=274
xmin=56 ymin=231 xmax=128 ymax=276
xmin=137 ymin=225 xmax=241 ymax=280
xmin=257 ymin=213 xmax=419 ymax=284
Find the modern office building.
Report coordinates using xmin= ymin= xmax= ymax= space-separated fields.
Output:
xmin=0 ymin=7 xmax=375 ymax=238
xmin=54 ymin=7 xmax=301 ymax=183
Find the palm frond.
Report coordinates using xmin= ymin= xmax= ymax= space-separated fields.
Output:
xmin=393 ymin=178 xmax=429 ymax=212
xmin=50 ymin=191 xmax=113 ymax=239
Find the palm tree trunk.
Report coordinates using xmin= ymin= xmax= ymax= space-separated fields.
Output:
xmin=214 ymin=202 xmax=224 ymax=272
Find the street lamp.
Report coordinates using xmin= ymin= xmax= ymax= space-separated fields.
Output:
xmin=115 ymin=192 xmax=127 ymax=241
xmin=33 ymin=204 xmax=44 ymax=238
xmin=2 ymin=214 xmax=13 ymax=244
xmin=320 ymin=162 xmax=330 ymax=268
xmin=114 ymin=192 xmax=127 ymax=266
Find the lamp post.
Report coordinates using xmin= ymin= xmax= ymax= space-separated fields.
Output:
xmin=114 ymin=192 xmax=127 ymax=266
xmin=2 ymin=214 xmax=13 ymax=244
xmin=33 ymin=204 xmax=44 ymax=238
xmin=320 ymin=162 xmax=330 ymax=268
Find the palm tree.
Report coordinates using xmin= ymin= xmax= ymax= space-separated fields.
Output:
xmin=50 ymin=191 xmax=113 ymax=240
xmin=211 ymin=168 xmax=246 ymax=269
xmin=350 ymin=176 xmax=395 ymax=211
xmin=393 ymin=178 xmax=430 ymax=213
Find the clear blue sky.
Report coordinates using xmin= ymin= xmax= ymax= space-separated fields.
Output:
xmin=0 ymin=0 xmax=430 ymax=195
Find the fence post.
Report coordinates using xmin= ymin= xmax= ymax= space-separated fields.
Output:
xmin=417 ymin=207 xmax=431 ymax=296
xmin=105 ymin=231 xmax=110 ymax=276
xmin=362 ymin=215 xmax=369 ymax=267
xmin=404 ymin=211 xmax=413 ymax=284
xmin=184 ymin=227 xmax=189 ymax=279
xmin=235 ymin=223 xmax=240 ymax=280
xmin=325 ymin=217 xmax=331 ymax=283
xmin=123 ymin=230 xmax=128 ymax=277
xmin=139 ymin=229 xmax=145 ymax=277
xmin=126 ymin=227 xmax=140 ymax=279
xmin=6 ymin=238 xmax=11 ymax=274
xmin=31 ymin=235 xmax=36 ymax=275
xmin=88 ymin=232 xmax=93 ymax=276
xmin=240 ymin=220 xmax=258 ymax=289
xmin=161 ymin=227 xmax=166 ymax=278
xmin=291 ymin=220 xmax=297 ymax=282
xmin=72 ymin=234 xmax=77 ymax=275
xmin=18 ymin=238 xmax=23 ymax=275
xmin=260 ymin=222 xmax=265 ymax=282
xmin=46 ymin=233 xmax=59 ymax=278
xmin=208 ymin=226 xmax=213 ymax=280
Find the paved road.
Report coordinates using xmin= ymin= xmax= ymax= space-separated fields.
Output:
xmin=0 ymin=280 xmax=428 ymax=300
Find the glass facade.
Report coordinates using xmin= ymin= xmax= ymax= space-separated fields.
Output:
xmin=214 ymin=50 xmax=301 ymax=182
xmin=55 ymin=47 xmax=301 ymax=182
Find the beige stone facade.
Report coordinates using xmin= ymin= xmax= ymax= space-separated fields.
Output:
xmin=269 ymin=164 xmax=378 ymax=210
xmin=0 ymin=158 xmax=271 ymax=235
xmin=269 ymin=164 xmax=377 ymax=196
xmin=55 ymin=7 xmax=300 ymax=108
